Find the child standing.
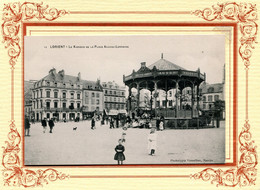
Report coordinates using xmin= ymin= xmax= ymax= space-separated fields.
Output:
xmin=147 ymin=127 xmax=157 ymax=156
xmin=159 ymin=121 xmax=164 ymax=131
xmin=114 ymin=139 xmax=125 ymax=165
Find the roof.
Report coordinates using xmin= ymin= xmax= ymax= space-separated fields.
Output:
xmin=147 ymin=58 xmax=185 ymax=71
xmin=200 ymin=83 xmax=224 ymax=94
xmin=42 ymin=73 xmax=81 ymax=84
xmin=82 ymin=80 xmax=103 ymax=91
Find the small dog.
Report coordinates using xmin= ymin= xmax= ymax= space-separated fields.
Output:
xmin=73 ymin=127 xmax=77 ymax=131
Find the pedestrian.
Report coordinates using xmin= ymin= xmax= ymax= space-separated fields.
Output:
xmin=110 ymin=117 xmax=115 ymax=129
xmin=147 ymin=127 xmax=157 ymax=156
xmin=48 ymin=118 xmax=55 ymax=133
xmin=41 ymin=117 xmax=47 ymax=133
xmin=24 ymin=115 xmax=31 ymax=136
xmin=91 ymin=116 xmax=95 ymax=130
xmin=159 ymin=121 xmax=164 ymax=131
xmin=114 ymin=139 xmax=125 ymax=165
xmin=121 ymin=125 xmax=128 ymax=142
xmin=116 ymin=115 xmax=119 ymax=128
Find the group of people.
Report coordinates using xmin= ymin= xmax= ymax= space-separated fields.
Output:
xmin=41 ymin=118 xmax=55 ymax=133
xmin=113 ymin=117 xmax=159 ymax=165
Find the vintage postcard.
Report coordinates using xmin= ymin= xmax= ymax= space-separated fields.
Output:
xmin=0 ymin=0 xmax=259 ymax=190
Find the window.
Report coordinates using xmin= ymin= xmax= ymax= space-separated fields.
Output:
xmin=63 ymin=83 xmax=66 ymax=88
xmin=71 ymin=84 xmax=74 ymax=88
xmin=85 ymin=91 xmax=89 ymax=97
xmin=105 ymin=90 xmax=108 ymax=94
xmin=77 ymin=103 xmax=80 ymax=109
xmin=77 ymin=85 xmax=80 ymax=89
xmin=208 ymin=95 xmax=213 ymax=102
xmin=96 ymin=93 xmax=100 ymax=98
xmin=63 ymin=102 xmax=66 ymax=108
xmin=105 ymin=97 xmax=107 ymax=101
xmin=77 ymin=93 xmax=80 ymax=99
xmin=54 ymin=91 xmax=58 ymax=98
xmin=71 ymin=92 xmax=74 ymax=99
xmin=122 ymin=92 xmax=124 ymax=96
xmin=92 ymin=92 xmax=95 ymax=97
xmin=169 ymin=91 xmax=172 ymax=97
xmin=63 ymin=92 xmax=66 ymax=98
xmin=169 ymin=100 xmax=173 ymax=106
xmin=162 ymin=100 xmax=167 ymax=107
xmin=203 ymin=104 xmax=206 ymax=109
xmin=46 ymin=81 xmax=50 ymax=86
xmin=70 ymin=103 xmax=74 ymax=109
xmin=40 ymin=101 xmax=42 ymax=108
xmin=47 ymin=113 xmax=50 ymax=119
xmin=91 ymin=98 xmax=95 ymax=105
xmin=109 ymin=104 xmax=112 ymax=109
xmin=46 ymin=102 xmax=50 ymax=109
xmin=114 ymin=91 xmax=116 ymax=95
xmin=54 ymin=82 xmax=57 ymax=87
xmin=54 ymin=102 xmax=58 ymax=108
xmin=46 ymin=91 xmax=50 ymax=98
xmin=121 ymin=104 xmax=124 ymax=109
xmin=214 ymin=95 xmax=219 ymax=101
xmin=110 ymin=91 xmax=112 ymax=95
xmin=114 ymin=97 xmax=116 ymax=102
xmin=40 ymin=90 xmax=42 ymax=97
xmin=96 ymin=99 xmax=100 ymax=104
xmin=96 ymin=107 xmax=99 ymax=111
xmin=203 ymin=96 xmax=206 ymax=101
xmin=156 ymin=101 xmax=160 ymax=107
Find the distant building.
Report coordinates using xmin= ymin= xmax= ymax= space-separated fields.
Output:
xmin=24 ymin=80 xmax=37 ymax=120
xmin=200 ymin=82 xmax=224 ymax=110
xmin=102 ymin=81 xmax=126 ymax=115
xmin=82 ymin=79 xmax=104 ymax=119
xmin=30 ymin=68 xmax=103 ymax=121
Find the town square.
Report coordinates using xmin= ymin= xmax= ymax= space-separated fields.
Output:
xmin=24 ymin=35 xmax=226 ymax=165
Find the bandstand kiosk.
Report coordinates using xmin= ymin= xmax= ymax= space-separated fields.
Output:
xmin=123 ymin=54 xmax=206 ymax=128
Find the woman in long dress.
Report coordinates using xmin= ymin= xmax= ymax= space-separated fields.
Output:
xmin=147 ymin=127 xmax=157 ymax=156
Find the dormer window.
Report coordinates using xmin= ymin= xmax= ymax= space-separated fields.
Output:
xmin=63 ymin=83 xmax=66 ymax=88
xmin=208 ymin=87 xmax=214 ymax=93
xmin=46 ymin=81 xmax=50 ymax=86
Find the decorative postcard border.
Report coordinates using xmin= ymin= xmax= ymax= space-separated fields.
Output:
xmin=1 ymin=1 xmax=257 ymax=187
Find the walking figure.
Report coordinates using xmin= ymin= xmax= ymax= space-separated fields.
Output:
xmin=41 ymin=117 xmax=47 ymax=133
xmin=114 ymin=139 xmax=125 ymax=165
xmin=24 ymin=115 xmax=31 ymax=136
xmin=110 ymin=117 xmax=115 ymax=129
xmin=91 ymin=116 xmax=95 ymax=130
xmin=147 ymin=127 xmax=157 ymax=156
xmin=48 ymin=118 xmax=55 ymax=133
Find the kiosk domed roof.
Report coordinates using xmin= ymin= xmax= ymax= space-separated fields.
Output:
xmin=148 ymin=54 xmax=185 ymax=70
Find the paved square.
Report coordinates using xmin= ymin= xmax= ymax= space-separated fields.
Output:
xmin=24 ymin=120 xmax=225 ymax=165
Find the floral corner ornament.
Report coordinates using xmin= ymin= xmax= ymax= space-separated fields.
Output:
xmin=2 ymin=2 xmax=69 ymax=68
xmin=191 ymin=2 xmax=258 ymax=187
xmin=192 ymin=2 xmax=257 ymax=69
xmin=2 ymin=2 xmax=69 ymax=187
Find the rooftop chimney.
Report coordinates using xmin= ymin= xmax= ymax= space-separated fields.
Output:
xmin=49 ymin=68 xmax=56 ymax=74
xmin=141 ymin=62 xmax=146 ymax=68
xmin=78 ymin=72 xmax=81 ymax=81
xmin=58 ymin=70 xmax=65 ymax=78
xmin=161 ymin=53 xmax=163 ymax=59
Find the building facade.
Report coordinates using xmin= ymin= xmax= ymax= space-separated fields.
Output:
xmin=30 ymin=68 xmax=103 ymax=121
xmin=102 ymin=81 xmax=126 ymax=115
xmin=82 ymin=80 xmax=104 ymax=119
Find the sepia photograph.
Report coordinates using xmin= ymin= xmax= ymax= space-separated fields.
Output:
xmin=24 ymin=35 xmax=226 ymax=165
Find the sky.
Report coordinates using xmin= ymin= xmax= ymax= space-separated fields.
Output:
xmin=24 ymin=35 xmax=225 ymax=86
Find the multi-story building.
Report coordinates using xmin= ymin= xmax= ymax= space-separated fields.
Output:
xmin=102 ymin=81 xmax=126 ymax=115
xmin=200 ymin=82 xmax=225 ymax=110
xmin=24 ymin=80 xmax=37 ymax=120
xmin=30 ymin=68 xmax=103 ymax=121
xmin=82 ymin=80 xmax=104 ymax=119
